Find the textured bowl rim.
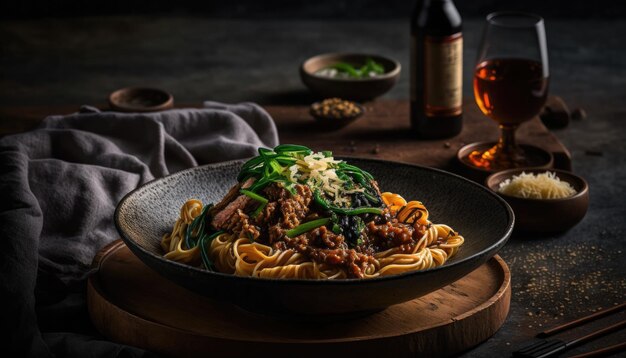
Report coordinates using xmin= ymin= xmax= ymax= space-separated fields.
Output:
xmin=300 ymin=52 xmax=402 ymax=82
xmin=115 ymin=157 xmax=515 ymax=286
xmin=486 ymin=167 xmax=589 ymax=203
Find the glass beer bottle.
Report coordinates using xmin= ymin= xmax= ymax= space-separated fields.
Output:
xmin=410 ymin=0 xmax=463 ymax=138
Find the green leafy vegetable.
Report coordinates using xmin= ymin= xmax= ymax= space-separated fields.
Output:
xmin=240 ymin=189 xmax=269 ymax=218
xmin=182 ymin=203 xmax=224 ymax=271
xmin=313 ymin=190 xmax=382 ymax=216
xmin=240 ymin=189 xmax=268 ymax=204
xmin=331 ymin=62 xmax=361 ymax=77
xmin=184 ymin=204 xmax=211 ymax=249
xmin=326 ymin=58 xmax=386 ymax=79
xmin=198 ymin=230 xmax=225 ymax=270
xmin=238 ymin=144 xmax=384 ymax=224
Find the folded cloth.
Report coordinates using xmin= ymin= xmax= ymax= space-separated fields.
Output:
xmin=0 ymin=102 xmax=278 ymax=357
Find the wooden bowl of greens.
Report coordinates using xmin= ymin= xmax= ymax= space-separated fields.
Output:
xmin=300 ymin=53 xmax=401 ymax=101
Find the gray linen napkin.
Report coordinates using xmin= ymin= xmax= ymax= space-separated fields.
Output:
xmin=0 ymin=102 xmax=278 ymax=357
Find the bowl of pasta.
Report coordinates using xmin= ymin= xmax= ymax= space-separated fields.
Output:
xmin=115 ymin=145 xmax=514 ymax=318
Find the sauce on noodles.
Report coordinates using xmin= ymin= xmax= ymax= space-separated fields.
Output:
xmin=161 ymin=145 xmax=464 ymax=279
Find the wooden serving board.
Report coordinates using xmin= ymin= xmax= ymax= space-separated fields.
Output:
xmin=87 ymin=240 xmax=511 ymax=358
xmin=266 ymin=98 xmax=572 ymax=173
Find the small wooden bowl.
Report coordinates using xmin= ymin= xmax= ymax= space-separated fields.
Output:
xmin=486 ymin=168 xmax=589 ymax=233
xmin=109 ymin=87 xmax=174 ymax=113
xmin=310 ymin=101 xmax=365 ymax=130
xmin=300 ymin=53 xmax=401 ymax=101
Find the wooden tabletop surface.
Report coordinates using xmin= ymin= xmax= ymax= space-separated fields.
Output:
xmin=0 ymin=99 xmax=570 ymax=174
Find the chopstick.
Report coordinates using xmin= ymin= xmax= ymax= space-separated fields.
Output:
xmin=566 ymin=342 xmax=626 ymax=358
xmin=538 ymin=303 xmax=626 ymax=338
xmin=565 ymin=319 xmax=626 ymax=349
xmin=514 ymin=302 xmax=626 ymax=358
xmin=513 ymin=319 xmax=626 ymax=358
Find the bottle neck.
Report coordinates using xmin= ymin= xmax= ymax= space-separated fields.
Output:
xmin=413 ymin=0 xmax=462 ymax=35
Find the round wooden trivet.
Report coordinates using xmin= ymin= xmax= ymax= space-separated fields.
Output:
xmin=88 ymin=240 xmax=511 ymax=357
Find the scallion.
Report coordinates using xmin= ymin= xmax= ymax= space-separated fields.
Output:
xmin=184 ymin=204 xmax=211 ymax=249
xmin=198 ymin=230 xmax=225 ymax=271
xmin=286 ymin=217 xmax=330 ymax=238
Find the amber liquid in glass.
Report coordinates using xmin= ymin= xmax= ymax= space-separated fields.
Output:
xmin=469 ymin=58 xmax=549 ymax=169
xmin=473 ymin=58 xmax=548 ymax=125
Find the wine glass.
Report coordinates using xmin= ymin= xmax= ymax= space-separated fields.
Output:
xmin=469 ymin=12 xmax=549 ymax=170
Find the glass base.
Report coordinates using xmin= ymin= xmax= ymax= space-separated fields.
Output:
xmin=468 ymin=143 xmax=529 ymax=171
xmin=457 ymin=141 xmax=554 ymax=177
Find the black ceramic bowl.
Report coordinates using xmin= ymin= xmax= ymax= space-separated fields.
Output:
xmin=115 ymin=158 xmax=514 ymax=319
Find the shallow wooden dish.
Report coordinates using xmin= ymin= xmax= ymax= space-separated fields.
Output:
xmin=486 ymin=168 xmax=589 ymax=233
xmin=300 ymin=53 xmax=401 ymax=100
xmin=115 ymin=158 xmax=514 ymax=318
xmin=88 ymin=240 xmax=511 ymax=358
xmin=108 ymin=87 xmax=174 ymax=112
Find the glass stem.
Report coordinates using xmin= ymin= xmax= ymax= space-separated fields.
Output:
xmin=497 ymin=124 xmax=518 ymax=154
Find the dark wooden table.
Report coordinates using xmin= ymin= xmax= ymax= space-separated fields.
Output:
xmin=1 ymin=17 xmax=625 ymax=357
xmin=0 ymin=98 xmax=571 ymax=171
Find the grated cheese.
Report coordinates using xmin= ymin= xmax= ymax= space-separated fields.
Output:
xmin=288 ymin=152 xmax=361 ymax=206
xmin=498 ymin=171 xmax=576 ymax=199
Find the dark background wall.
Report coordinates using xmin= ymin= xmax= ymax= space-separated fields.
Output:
xmin=3 ymin=0 xmax=626 ymax=19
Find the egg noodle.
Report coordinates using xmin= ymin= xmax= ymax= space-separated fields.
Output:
xmin=161 ymin=195 xmax=464 ymax=279
xmin=161 ymin=145 xmax=464 ymax=279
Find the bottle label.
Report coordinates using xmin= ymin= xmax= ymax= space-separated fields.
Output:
xmin=424 ymin=33 xmax=463 ymax=116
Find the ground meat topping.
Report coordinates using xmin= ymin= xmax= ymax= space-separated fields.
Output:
xmin=264 ymin=184 xmax=312 ymax=243
xmin=306 ymin=226 xmax=345 ymax=249
xmin=366 ymin=220 xmax=427 ymax=253
xmin=223 ymin=209 xmax=260 ymax=241
xmin=303 ymin=247 xmax=374 ymax=278
xmin=255 ymin=202 xmax=278 ymax=227
xmin=271 ymin=226 xmax=371 ymax=278
xmin=214 ymin=180 xmax=416 ymax=278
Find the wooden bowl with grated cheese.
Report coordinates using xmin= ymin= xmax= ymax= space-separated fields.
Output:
xmin=486 ymin=168 xmax=589 ymax=233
